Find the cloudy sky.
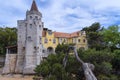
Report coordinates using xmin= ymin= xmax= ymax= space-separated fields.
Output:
xmin=0 ymin=0 xmax=120 ymax=32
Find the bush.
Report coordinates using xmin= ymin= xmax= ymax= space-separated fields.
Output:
xmin=98 ymin=75 xmax=110 ymax=80
xmin=34 ymin=60 xmax=50 ymax=77
xmin=34 ymin=44 xmax=119 ymax=80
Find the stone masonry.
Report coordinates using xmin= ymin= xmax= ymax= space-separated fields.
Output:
xmin=3 ymin=0 xmax=45 ymax=74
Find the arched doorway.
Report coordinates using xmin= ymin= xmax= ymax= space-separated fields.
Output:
xmin=47 ymin=47 xmax=54 ymax=54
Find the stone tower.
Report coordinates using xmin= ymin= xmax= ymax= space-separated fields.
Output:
xmin=15 ymin=0 xmax=44 ymax=74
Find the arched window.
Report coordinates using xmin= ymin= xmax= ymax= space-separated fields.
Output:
xmin=83 ymin=39 xmax=86 ymax=43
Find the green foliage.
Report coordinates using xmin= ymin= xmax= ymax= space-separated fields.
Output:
xmin=65 ymin=55 xmax=81 ymax=74
xmin=0 ymin=27 xmax=17 ymax=55
xmin=55 ymin=43 xmax=75 ymax=54
xmin=34 ymin=53 xmax=69 ymax=80
xmin=78 ymin=49 xmax=113 ymax=64
xmin=95 ymin=62 xmax=112 ymax=75
xmin=35 ymin=43 xmax=120 ymax=80
xmin=47 ymin=54 xmax=59 ymax=66
xmin=77 ymin=48 xmax=120 ymax=79
xmin=98 ymin=75 xmax=118 ymax=80
xmin=55 ymin=43 xmax=69 ymax=54
xmin=101 ymin=25 xmax=120 ymax=49
xmin=45 ymin=75 xmax=57 ymax=80
xmin=82 ymin=22 xmax=105 ymax=50
xmin=34 ymin=24 xmax=120 ymax=80
xmin=112 ymin=50 xmax=120 ymax=74
xmin=34 ymin=61 xmax=50 ymax=77
xmin=98 ymin=75 xmax=110 ymax=80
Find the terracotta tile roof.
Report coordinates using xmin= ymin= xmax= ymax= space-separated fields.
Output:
xmin=54 ymin=31 xmax=80 ymax=38
xmin=30 ymin=0 xmax=39 ymax=12
xmin=70 ymin=31 xmax=79 ymax=37
xmin=54 ymin=32 xmax=70 ymax=38
xmin=42 ymin=30 xmax=81 ymax=38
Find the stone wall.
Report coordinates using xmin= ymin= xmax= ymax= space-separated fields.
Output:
xmin=3 ymin=54 xmax=17 ymax=74
xmin=0 ymin=56 xmax=5 ymax=68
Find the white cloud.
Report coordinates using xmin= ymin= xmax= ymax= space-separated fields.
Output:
xmin=0 ymin=0 xmax=120 ymax=32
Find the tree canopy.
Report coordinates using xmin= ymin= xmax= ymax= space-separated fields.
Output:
xmin=0 ymin=27 xmax=17 ymax=55
xmin=82 ymin=22 xmax=104 ymax=50
xmin=101 ymin=25 xmax=120 ymax=49
xmin=35 ymin=44 xmax=120 ymax=80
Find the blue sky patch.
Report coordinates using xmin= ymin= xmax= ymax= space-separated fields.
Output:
xmin=0 ymin=0 xmax=120 ymax=32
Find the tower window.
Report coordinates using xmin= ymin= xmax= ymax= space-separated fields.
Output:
xmin=39 ymin=25 xmax=41 ymax=29
xmin=42 ymin=50 xmax=45 ymax=53
xmin=30 ymin=16 xmax=32 ymax=19
xmin=30 ymin=24 xmax=32 ymax=28
xmin=19 ymin=35 xmax=21 ymax=38
xmin=39 ymin=37 xmax=42 ymax=44
xmin=35 ymin=16 xmax=38 ymax=19
xmin=27 ymin=36 xmax=32 ymax=41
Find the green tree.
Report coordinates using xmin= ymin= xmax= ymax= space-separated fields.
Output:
xmin=0 ymin=27 xmax=17 ymax=55
xmin=82 ymin=22 xmax=104 ymax=50
xmin=55 ymin=43 xmax=74 ymax=54
xmin=101 ymin=25 xmax=120 ymax=50
xmin=35 ymin=42 xmax=119 ymax=80
xmin=112 ymin=50 xmax=120 ymax=75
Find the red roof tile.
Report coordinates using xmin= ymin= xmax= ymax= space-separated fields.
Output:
xmin=54 ymin=32 xmax=70 ymax=38
xmin=42 ymin=30 xmax=80 ymax=38
xmin=54 ymin=31 xmax=80 ymax=38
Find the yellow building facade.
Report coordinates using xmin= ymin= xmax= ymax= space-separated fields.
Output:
xmin=42 ymin=28 xmax=88 ymax=53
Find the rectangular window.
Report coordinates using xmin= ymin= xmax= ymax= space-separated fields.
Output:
xmin=35 ymin=16 xmax=38 ymax=19
xmin=39 ymin=25 xmax=41 ymax=29
xmin=83 ymin=39 xmax=86 ymax=43
xmin=53 ymin=39 xmax=56 ymax=44
xmin=42 ymin=50 xmax=45 ymax=53
xmin=78 ymin=39 xmax=80 ymax=43
xmin=30 ymin=16 xmax=32 ymax=19
xmin=39 ymin=37 xmax=42 ymax=44
xmin=44 ymin=38 xmax=48 ymax=43
xmin=30 ymin=24 xmax=32 ymax=28
xmin=27 ymin=36 xmax=31 ymax=41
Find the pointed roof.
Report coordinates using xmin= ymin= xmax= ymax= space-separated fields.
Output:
xmin=30 ymin=0 xmax=39 ymax=12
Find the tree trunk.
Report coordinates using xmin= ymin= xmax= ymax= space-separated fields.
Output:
xmin=63 ymin=46 xmax=97 ymax=80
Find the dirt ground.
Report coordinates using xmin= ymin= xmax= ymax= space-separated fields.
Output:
xmin=0 ymin=68 xmax=33 ymax=80
xmin=0 ymin=75 xmax=33 ymax=80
